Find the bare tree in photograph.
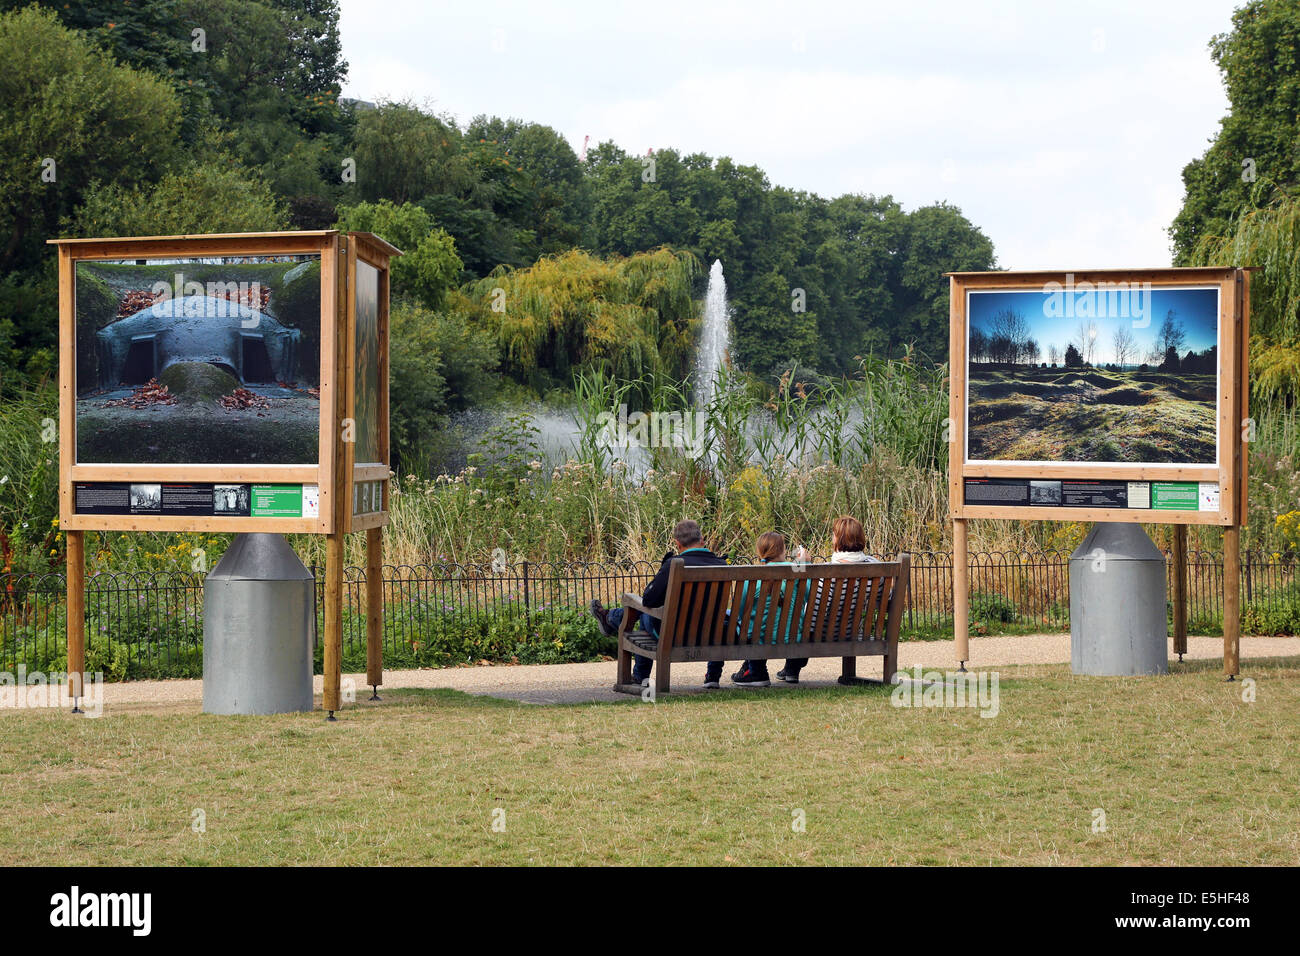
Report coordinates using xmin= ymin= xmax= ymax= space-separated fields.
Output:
xmin=1048 ymin=344 xmax=1061 ymax=367
xmin=1155 ymin=310 xmax=1186 ymax=359
xmin=1073 ymin=319 xmax=1100 ymax=366
xmin=969 ymin=327 xmax=989 ymax=364
xmin=1112 ymin=326 xmax=1135 ymax=368
xmin=989 ymin=309 xmax=1031 ymax=364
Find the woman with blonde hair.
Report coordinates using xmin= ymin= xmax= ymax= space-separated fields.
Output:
xmin=777 ymin=515 xmax=878 ymax=684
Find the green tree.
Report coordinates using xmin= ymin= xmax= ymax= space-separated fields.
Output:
xmin=387 ymin=304 xmax=498 ymax=474
xmin=467 ymin=115 xmax=590 ymax=254
xmin=732 ymin=269 xmax=820 ymax=374
xmin=351 ymin=102 xmax=471 ymax=205
xmin=0 ymin=5 xmax=181 ymax=272
xmin=460 ymin=248 xmax=699 ymax=391
xmin=335 ymin=200 xmax=464 ymax=307
xmin=893 ymin=202 xmax=997 ymax=361
xmin=69 ymin=160 xmax=288 ymax=236
xmin=1188 ymin=193 xmax=1300 ymax=402
xmin=1170 ymin=0 xmax=1300 ymax=263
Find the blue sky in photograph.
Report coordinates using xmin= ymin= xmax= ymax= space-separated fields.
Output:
xmin=969 ymin=287 xmax=1218 ymax=361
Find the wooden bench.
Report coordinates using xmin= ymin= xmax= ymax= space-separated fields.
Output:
xmin=615 ymin=554 xmax=910 ymax=694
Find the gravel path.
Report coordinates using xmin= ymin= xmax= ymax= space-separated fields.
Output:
xmin=5 ymin=633 xmax=1296 ymax=711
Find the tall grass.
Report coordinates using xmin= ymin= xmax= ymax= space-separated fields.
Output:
xmin=0 ymin=384 xmax=59 ymax=575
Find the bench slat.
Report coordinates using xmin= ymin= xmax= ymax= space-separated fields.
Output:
xmin=771 ymin=576 xmax=802 ymax=647
xmin=746 ymin=577 xmax=774 ymax=646
xmin=846 ymin=578 xmax=871 ymax=640
xmin=726 ymin=575 xmax=751 ymax=647
xmin=671 ymin=581 xmax=695 ymax=644
xmin=707 ymin=580 xmax=733 ymax=646
xmin=870 ymin=580 xmax=891 ymax=638
xmin=811 ymin=577 xmax=839 ymax=642
xmin=707 ymin=580 xmax=728 ymax=647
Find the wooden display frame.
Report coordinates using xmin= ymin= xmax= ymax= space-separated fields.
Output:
xmin=946 ymin=267 xmax=1250 ymax=677
xmin=49 ymin=230 xmax=400 ymax=715
xmin=343 ymin=232 xmax=397 ymax=534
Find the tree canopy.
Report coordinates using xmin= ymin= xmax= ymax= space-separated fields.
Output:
xmin=1170 ymin=0 xmax=1300 ymax=263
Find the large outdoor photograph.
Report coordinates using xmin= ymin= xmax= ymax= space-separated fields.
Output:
xmin=74 ymin=255 xmax=322 ymax=464
xmin=966 ymin=286 xmax=1220 ymax=465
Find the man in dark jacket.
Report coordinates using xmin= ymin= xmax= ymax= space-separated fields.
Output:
xmin=590 ymin=519 xmax=729 ymax=688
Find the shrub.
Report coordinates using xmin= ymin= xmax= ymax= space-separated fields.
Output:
xmin=1243 ymin=581 xmax=1300 ymax=636
xmin=970 ymin=591 xmax=1017 ymax=624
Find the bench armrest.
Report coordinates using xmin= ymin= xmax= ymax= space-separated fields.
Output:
xmin=621 ymin=593 xmax=663 ymax=619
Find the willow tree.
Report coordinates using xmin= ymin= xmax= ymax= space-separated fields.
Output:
xmin=1190 ymin=192 xmax=1300 ymax=403
xmin=458 ymin=247 xmax=700 ymax=392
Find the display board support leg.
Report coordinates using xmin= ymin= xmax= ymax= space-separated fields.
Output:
xmin=366 ymin=526 xmax=383 ymax=701
xmin=953 ymin=518 xmax=969 ymax=671
xmin=66 ymin=530 xmax=85 ymax=714
xmin=1172 ymin=525 xmax=1188 ymax=663
xmin=1223 ymin=525 xmax=1241 ymax=680
xmin=324 ymin=531 xmax=344 ymax=718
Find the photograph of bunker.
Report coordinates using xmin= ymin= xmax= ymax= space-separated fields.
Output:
xmin=75 ymin=256 xmax=322 ymax=464
xmin=966 ymin=286 xmax=1219 ymax=465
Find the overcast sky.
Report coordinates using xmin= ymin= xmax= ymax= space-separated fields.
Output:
xmin=338 ymin=0 xmax=1237 ymax=270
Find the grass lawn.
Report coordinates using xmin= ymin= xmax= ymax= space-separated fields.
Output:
xmin=2 ymin=659 xmax=1297 ymax=866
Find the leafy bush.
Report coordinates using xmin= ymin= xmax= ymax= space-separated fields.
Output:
xmin=970 ymin=591 xmax=1017 ymax=624
xmin=320 ymin=602 xmax=613 ymax=674
xmin=1243 ymin=582 xmax=1300 ymax=636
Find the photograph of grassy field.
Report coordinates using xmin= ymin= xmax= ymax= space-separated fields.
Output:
xmin=966 ymin=286 xmax=1219 ymax=465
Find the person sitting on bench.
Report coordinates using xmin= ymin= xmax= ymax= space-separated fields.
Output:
xmin=778 ymin=515 xmax=878 ymax=684
xmin=589 ymin=519 xmax=729 ymax=688
xmin=730 ymin=531 xmax=810 ymax=687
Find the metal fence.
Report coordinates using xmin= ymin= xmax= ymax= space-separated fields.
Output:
xmin=2 ymin=550 xmax=1297 ymax=675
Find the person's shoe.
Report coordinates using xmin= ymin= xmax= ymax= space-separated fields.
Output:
xmin=703 ymin=675 xmax=721 ymax=689
xmin=589 ymin=599 xmax=616 ymax=637
xmin=776 ymin=668 xmax=800 ymax=685
xmin=731 ymin=664 xmax=771 ymax=687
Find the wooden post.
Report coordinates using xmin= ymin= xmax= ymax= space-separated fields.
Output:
xmin=323 ymin=532 xmax=344 ymax=717
xmin=66 ymin=530 xmax=85 ymax=711
xmin=953 ymin=518 xmax=969 ymax=669
xmin=1172 ymin=525 xmax=1188 ymax=661
xmin=365 ymin=526 xmax=383 ymax=699
xmin=1223 ymin=525 xmax=1241 ymax=678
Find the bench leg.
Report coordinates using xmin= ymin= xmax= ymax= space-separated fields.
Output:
xmin=883 ymin=641 xmax=898 ymax=684
xmin=616 ymin=640 xmax=633 ymax=687
xmin=838 ymin=655 xmax=879 ymax=687
xmin=654 ymin=657 xmax=671 ymax=696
